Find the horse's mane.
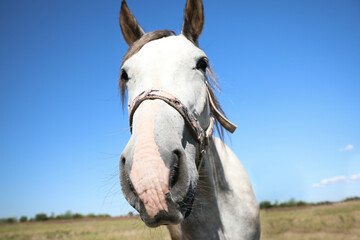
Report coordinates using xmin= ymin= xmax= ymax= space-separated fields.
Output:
xmin=119 ymin=30 xmax=228 ymax=139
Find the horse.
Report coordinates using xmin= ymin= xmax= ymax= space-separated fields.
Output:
xmin=118 ymin=0 xmax=260 ymax=239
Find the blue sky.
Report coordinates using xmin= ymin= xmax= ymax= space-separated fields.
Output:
xmin=0 ymin=0 xmax=359 ymax=219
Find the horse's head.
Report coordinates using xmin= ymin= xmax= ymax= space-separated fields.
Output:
xmin=118 ymin=0 xmax=235 ymax=227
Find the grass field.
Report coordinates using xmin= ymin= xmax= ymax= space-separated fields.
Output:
xmin=261 ymin=200 xmax=360 ymax=240
xmin=1 ymin=201 xmax=359 ymax=240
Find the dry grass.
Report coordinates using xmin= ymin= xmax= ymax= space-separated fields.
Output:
xmin=0 ymin=218 xmax=170 ymax=240
xmin=1 ymin=201 xmax=359 ymax=240
xmin=261 ymin=200 xmax=360 ymax=240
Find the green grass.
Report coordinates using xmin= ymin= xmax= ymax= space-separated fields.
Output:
xmin=1 ymin=201 xmax=359 ymax=240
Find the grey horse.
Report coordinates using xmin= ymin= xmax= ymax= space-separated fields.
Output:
xmin=118 ymin=0 xmax=260 ymax=239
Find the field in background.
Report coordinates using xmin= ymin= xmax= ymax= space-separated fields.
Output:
xmin=1 ymin=201 xmax=359 ymax=240
xmin=261 ymin=200 xmax=360 ymax=240
xmin=0 ymin=217 xmax=170 ymax=240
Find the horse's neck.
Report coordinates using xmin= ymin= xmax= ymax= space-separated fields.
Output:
xmin=180 ymin=137 xmax=261 ymax=240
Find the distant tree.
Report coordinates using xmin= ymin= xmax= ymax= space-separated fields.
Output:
xmin=316 ymin=201 xmax=332 ymax=206
xmin=20 ymin=216 xmax=28 ymax=222
xmin=73 ymin=213 xmax=83 ymax=219
xmin=296 ymin=200 xmax=307 ymax=207
xmin=86 ymin=213 xmax=96 ymax=218
xmin=49 ymin=212 xmax=55 ymax=220
xmin=64 ymin=210 xmax=72 ymax=219
xmin=279 ymin=198 xmax=297 ymax=207
xmin=344 ymin=196 xmax=360 ymax=202
xmin=259 ymin=201 xmax=272 ymax=209
xmin=288 ymin=198 xmax=296 ymax=207
xmin=35 ymin=213 xmax=48 ymax=221
xmin=0 ymin=218 xmax=17 ymax=224
xmin=128 ymin=211 xmax=134 ymax=216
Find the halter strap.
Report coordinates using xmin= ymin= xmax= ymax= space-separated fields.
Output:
xmin=128 ymin=90 xmax=215 ymax=162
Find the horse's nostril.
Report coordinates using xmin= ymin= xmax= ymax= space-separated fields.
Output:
xmin=120 ymin=155 xmax=126 ymax=167
xmin=170 ymin=150 xmax=181 ymax=189
xmin=170 ymin=163 xmax=180 ymax=189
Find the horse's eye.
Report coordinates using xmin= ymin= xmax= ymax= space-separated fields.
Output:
xmin=196 ymin=58 xmax=208 ymax=72
xmin=121 ymin=69 xmax=129 ymax=81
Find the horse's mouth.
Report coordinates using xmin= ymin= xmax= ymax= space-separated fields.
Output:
xmin=139 ymin=185 xmax=197 ymax=227
xmin=178 ymin=182 xmax=197 ymax=218
xmin=139 ymin=193 xmax=183 ymax=227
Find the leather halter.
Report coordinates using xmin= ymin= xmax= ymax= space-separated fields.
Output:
xmin=128 ymin=89 xmax=215 ymax=167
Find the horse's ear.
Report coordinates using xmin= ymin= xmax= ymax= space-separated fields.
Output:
xmin=119 ymin=0 xmax=145 ymax=46
xmin=182 ymin=0 xmax=204 ymax=45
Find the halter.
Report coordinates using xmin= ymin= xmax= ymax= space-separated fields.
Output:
xmin=128 ymin=89 xmax=215 ymax=168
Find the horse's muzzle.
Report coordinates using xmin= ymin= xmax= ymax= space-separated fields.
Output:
xmin=120 ymin=146 xmax=196 ymax=227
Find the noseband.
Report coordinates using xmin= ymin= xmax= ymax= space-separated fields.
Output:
xmin=128 ymin=89 xmax=215 ymax=167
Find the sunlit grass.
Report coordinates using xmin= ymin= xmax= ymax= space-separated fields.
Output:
xmin=261 ymin=201 xmax=360 ymax=240
xmin=0 ymin=218 xmax=170 ymax=240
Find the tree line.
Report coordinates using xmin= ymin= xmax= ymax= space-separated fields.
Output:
xmin=259 ymin=196 xmax=360 ymax=209
xmin=0 ymin=210 xmax=110 ymax=224
xmin=1 ymin=197 xmax=359 ymax=224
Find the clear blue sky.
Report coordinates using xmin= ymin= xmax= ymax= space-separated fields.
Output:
xmin=0 ymin=0 xmax=359 ymax=219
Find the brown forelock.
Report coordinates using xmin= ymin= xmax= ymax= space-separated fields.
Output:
xmin=119 ymin=32 xmax=227 ymax=138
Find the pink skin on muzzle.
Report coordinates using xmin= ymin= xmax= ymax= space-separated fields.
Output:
xmin=130 ymin=101 xmax=170 ymax=218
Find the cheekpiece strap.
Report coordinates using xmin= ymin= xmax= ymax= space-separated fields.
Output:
xmin=128 ymin=90 xmax=214 ymax=145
